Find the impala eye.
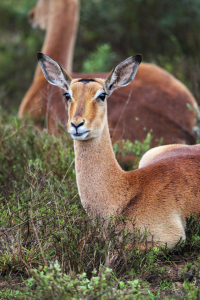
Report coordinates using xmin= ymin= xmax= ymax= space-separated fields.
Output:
xmin=98 ymin=93 xmax=107 ymax=101
xmin=63 ymin=93 xmax=71 ymax=101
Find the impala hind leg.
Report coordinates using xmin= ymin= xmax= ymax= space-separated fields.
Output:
xmin=135 ymin=214 xmax=186 ymax=251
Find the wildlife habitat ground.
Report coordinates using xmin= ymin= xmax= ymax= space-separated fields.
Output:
xmin=1 ymin=107 xmax=200 ymax=300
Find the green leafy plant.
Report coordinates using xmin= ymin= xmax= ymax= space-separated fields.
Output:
xmin=82 ymin=44 xmax=116 ymax=73
xmin=113 ymin=131 xmax=163 ymax=169
xmin=23 ymin=261 xmax=145 ymax=300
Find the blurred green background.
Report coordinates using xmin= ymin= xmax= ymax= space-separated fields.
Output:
xmin=0 ymin=0 xmax=200 ymax=113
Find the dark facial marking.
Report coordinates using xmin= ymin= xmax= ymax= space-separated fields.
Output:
xmin=78 ymin=79 xmax=96 ymax=84
xmin=73 ymin=84 xmax=86 ymax=119
xmin=74 ymin=107 xmax=83 ymax=118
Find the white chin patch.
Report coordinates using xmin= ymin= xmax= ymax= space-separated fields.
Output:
xmin=70 ymin=132 xmax=90 ymax=140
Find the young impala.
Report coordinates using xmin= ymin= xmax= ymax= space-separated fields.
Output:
xmin=37 ymin=52 xmax=200 ymax=248
xmin=19 ymin=0 xmax=198 ymax=169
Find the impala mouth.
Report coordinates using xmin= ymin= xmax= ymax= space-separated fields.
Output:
xmin=73 ymin=131 xmax=90 ymax=137
xmin=70 ymin=130 xmax=91 ymax=140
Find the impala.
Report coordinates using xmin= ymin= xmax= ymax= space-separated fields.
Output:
xmin=37 ymin=52 xmax=200 ymax=248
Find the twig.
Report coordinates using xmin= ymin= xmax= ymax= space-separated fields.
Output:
xmin=61 ymin=159 xmax=75 ymax=184
xmin=30 ymin=209 xmax=48 ymax=267
xmin=111 ymin=87 xmax=133 ymax=141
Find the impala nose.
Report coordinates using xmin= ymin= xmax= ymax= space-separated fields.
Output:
xmin=71 ymin=120 xmax=85 ymax=129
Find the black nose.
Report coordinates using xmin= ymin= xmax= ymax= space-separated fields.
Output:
xmin=71 ymin=120 xmax=85 ymax=129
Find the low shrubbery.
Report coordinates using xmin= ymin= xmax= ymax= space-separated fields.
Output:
xmin=1 ymin=109 xmax=200 ymax=299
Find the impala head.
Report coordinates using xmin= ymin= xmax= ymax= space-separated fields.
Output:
xmin=37 ymin=53 xmax=142 ymax=140
xmin=28 ymin=0 xmax=49 ymax=30
xmin=28 ymin=0 xmax=79 ymax=30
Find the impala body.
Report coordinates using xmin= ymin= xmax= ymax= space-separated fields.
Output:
xmin=37 ymin=52 xmax=200 ymax=249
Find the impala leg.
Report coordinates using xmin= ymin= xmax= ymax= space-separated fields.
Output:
xmin=148 ymin=219 xmax=186 ymax=250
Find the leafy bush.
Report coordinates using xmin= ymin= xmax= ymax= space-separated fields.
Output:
xmin=23 ymin=262 xmax=145 ymax=300
xmin=82 ymin=44 xmax=116 ymax=73
xmin=113 ymin=131 xmax=163 ymax=169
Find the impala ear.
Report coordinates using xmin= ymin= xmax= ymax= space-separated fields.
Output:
xmin=105 ymin=55 xmax=142 ymax=95
xmin=37 ymin=52 xmax=72 ymax=90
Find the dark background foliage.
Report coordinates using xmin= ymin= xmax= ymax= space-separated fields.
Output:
xmin=77 ymin=0 xmax=200 ymax=62
xmin=0 ymin=0 xmax=200 ymax=113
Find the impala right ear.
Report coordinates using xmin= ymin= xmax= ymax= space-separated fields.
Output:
xmin=37 ymin=53 xmax=72 ymax=90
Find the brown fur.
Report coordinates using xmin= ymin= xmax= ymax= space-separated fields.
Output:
xmin=19 ymin=0 xmax=198 ymax=168
xmin=139 ymin=144 xmax=189 ymax=168
xmin=37 ymin=54 xmax=200 ymax=248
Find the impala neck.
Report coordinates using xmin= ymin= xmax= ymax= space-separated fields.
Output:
xmin=74 ymin=118 xmax=137 ymax=219
xmin=34 ymin=0 xmax=79 ymax=80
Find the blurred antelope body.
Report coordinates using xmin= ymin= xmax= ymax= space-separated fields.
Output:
xmin=18 ymin=0 xmax=79 ymax=130
xmin=19 ymin=0 xmax=198 ymax=166
xmin=37 ymin=53 xmax=200 ymax=248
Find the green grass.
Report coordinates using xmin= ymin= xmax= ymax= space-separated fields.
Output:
xmin=1 ymin=108 xmax=200 ymax=299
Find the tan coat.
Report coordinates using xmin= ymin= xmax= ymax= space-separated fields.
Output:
xmin=37 ymin=53 xmax=200 ymax=248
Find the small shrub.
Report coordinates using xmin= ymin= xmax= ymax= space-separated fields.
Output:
xmin=82 ymin=44 xmax=116 ymax=73
xmin=23 ymin=261 xmax=145 ymax=300
xmin=113 ymin=131 xmax=163 ymax=169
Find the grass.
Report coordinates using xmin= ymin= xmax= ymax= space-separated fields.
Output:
xmin=1 ymin=107 xmax=200 ymax=299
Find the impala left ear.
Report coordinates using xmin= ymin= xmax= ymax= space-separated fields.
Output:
xmin=105 ymin=55 xmax=142 ymax=95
